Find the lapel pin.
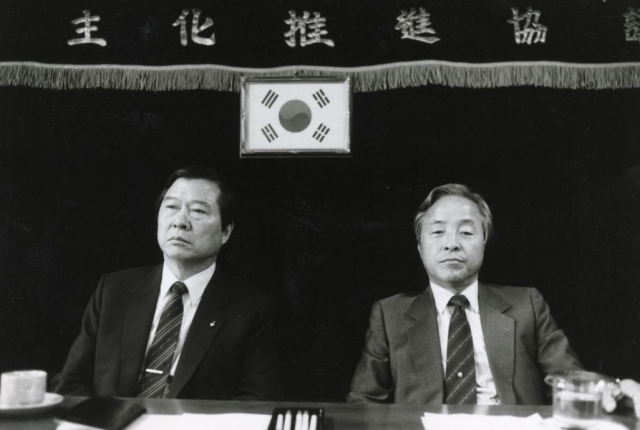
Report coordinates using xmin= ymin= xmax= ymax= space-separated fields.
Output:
xmin=210 ymin=321 xmax=216 ymax=327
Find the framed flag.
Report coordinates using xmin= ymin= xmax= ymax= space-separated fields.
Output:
xmin=240 ymin=76 xmax=351 ymax=156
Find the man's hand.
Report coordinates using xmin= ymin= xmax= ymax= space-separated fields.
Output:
xmin=603 ymin=379 xmax=640 ymax=417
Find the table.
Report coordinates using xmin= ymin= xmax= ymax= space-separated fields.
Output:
xmin=1 ymin=397 xmax=639 ymax=430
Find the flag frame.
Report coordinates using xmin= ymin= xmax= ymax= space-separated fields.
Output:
xmin=240 ymin=76 xmax=351 ymax=157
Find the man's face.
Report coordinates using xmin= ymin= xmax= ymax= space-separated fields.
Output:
xmin=157 ymin=178 xmax=232 ymax=269
xmin=417 ymin=195 xmax=486 ymax=292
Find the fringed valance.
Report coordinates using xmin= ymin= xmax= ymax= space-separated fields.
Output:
xmin=2 ymin=61 xmax=640 ymax=92
xmin=3 ymin=0 xmax=640 ymax=91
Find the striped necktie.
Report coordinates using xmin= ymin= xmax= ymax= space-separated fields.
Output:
xmin=444 ymin=294 xmax=477 ymax=404
xmin=136 ymin=281 xmax=188 ymax=398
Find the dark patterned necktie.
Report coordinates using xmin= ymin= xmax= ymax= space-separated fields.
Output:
xmin=444 ymin=294 xmax=477 ymax=404
xmin=136 ymin=281 xmax=188 ymax=398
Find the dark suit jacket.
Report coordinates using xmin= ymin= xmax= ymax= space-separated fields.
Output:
xmin=53 ymin=265 xmax=281 ymax=400
xmin=347 ymin=283 xmax=583 ymax=404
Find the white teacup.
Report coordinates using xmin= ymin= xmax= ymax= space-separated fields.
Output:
xmin=0 ymin=370 xmax=47 ymax=406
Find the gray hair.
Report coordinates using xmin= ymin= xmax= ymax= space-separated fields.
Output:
xmin=413 ymin=184 xmax=493 ymax=242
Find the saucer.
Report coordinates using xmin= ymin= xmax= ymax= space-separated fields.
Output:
xmin=541 ymin=417 xmax=627 ymax=430
xmin=0 ymin=393 xmax=64 ymax=415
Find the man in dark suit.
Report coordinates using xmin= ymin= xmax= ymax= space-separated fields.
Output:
xmin=53 ymin=165 xmax=281 ymax=400
xmin=348 ymin=183 xmax=584 ymax=405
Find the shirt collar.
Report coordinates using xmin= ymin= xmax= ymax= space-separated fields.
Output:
xmin=160 ymin=262 xmax=216 ymax=308
xmin=430 ymin=280 xmax=479 ymax=314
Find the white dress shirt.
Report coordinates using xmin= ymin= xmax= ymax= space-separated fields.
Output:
xmin=430 ymin=280 xmax=500 ymax=405
xmin=144 ymin=262 xmax=215 ymax=377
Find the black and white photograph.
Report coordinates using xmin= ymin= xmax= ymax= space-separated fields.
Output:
xmin=1 ymin=1 xmax=640 ymax=429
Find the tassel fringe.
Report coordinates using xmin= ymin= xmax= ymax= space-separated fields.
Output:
xmin=1 ymin=61 xmax=640 ymax=92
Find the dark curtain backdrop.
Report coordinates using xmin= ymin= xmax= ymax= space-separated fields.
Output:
xmin=3 ymin=0 xmax=640 ymax=65
xmin=1 ymin=83 xmax=639 ymax=401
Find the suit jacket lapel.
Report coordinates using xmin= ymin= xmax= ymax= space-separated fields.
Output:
xmin=479 ymin=283 xmax=516 ymax=404
xmin=168 ymin=267 xmax=230 ymax=398
xmin=119 ymin=266 xmax=162 ymax=396
xmin=406 ymin=287 xmax=445 ymax=403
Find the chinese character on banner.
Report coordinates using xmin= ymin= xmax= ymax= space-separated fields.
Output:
xmin=284 ymin=11 xmax=335 ymax=48
xmin=623 ymin=8 xmax=640 ymax=42
xmin=67 ymin=10 xmax=107 ymax=47
xmin=507 ymin=7 xmax=547 ymax=45
xmin=173 ymin=8 xmax=215 ymax=46
xmin=395 ymin=8 xmax=440 ymax=44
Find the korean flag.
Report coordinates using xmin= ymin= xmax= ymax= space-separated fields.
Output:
xmin=241 ymin=78 xmax=351 ymax=155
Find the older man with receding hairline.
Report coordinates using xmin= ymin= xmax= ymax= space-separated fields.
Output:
xmin=348 ymin=183 xmax=640 ymax=410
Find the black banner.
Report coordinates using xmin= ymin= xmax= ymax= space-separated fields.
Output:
xmin=1 ymin=0 xmax=640 ymax=90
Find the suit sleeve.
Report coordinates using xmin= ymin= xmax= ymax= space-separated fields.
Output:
xmin=532 ymin=288 xmax=584 ymax=375
xmin=234 ymin=295 xmax=282 ymax=400
xmin=51 ymin=276 xmax=105 ymax=396
xmin=347 ymin=301 xmax=394 ymax=403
